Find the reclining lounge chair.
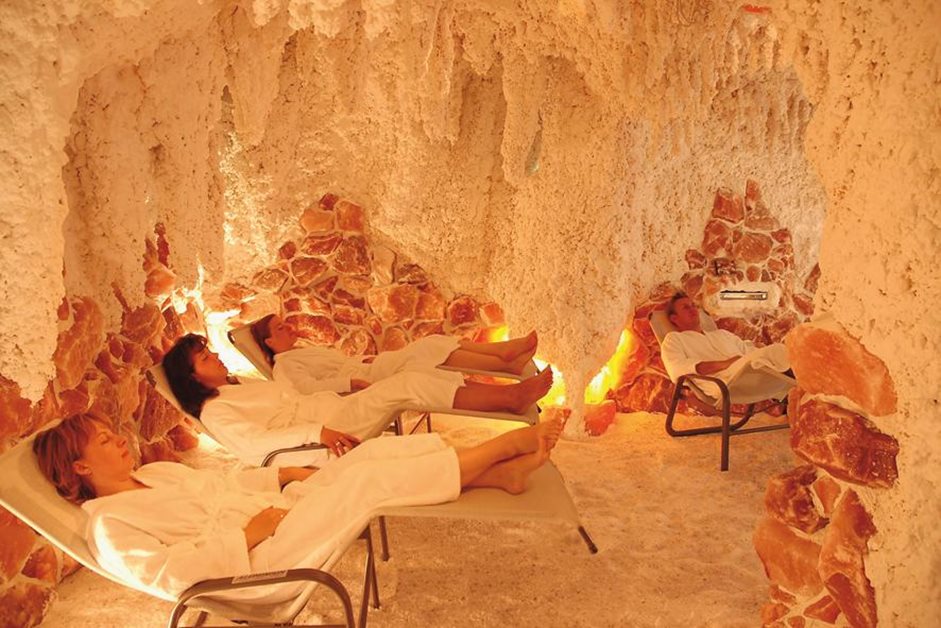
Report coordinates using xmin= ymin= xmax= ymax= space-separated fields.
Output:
xmin=0 ymin=431 xmax=377 ymax=628
xmin=227 ymin=323 xmax=540 ymax=428
xmin=648 ymin=309 xmax=793 ymax=471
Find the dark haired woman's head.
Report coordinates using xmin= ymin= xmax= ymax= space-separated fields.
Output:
xmin=250 ymin=314 xmax=297 ymax=365
xmin=161 ymin=334 xmax=225 ymax=417
xmin=33 ymin=412 xmax=129 ymax=504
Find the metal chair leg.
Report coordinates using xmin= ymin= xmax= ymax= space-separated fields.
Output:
xmin=378 ymin=516 xmax=390 ymax=561
xmin=577 ymin=525 xmax=599 ymax=554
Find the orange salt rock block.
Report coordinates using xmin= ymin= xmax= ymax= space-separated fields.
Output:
xmin=335 ymin=200 xmax=365 ymax=233
xmin=446 ymin=295 xmax=478 ymax=327
xmin=785 ymin=324 xmax=897 ymax=416
xmin=53 ymin=297 xmax=104 ymax=390
xmin=381 ymin=327 xmax=409 ymax=352
xmin=803 ymin=594 xmax=841 ymax=624
xmin=811 ymin=475 xmax=842 ymax=517
xmin=764 ymin=465 xmax=828 ymax=534
xmin=712 ymin=187 xmax=744 ymax=223
xmin=819 ymin=491 xmax=877 ymax=628
xmin=753 ymin=517 xmax=824 ymax=597
xmin=790 ymin=399 xmax=898 ymax=488
xmin=584 ymin=400 xmax=616 ymax=436
xmin=367 ymin=284 xmax=419 ymax=324
xmin=332 ymin=236 xmax=371 ymax=275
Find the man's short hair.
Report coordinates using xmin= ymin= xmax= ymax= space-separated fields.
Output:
xmin=665 ymin=291 xmax=689 ymax=320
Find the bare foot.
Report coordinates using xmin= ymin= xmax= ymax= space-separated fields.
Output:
xmin=504 ymin=416 xmax=562 ymax=456
xmin=470 ymin=439 xmax=549 ymax=494
xmin=496 ymin=331 xmax=539 ymax=362
xmin=509 ymin=367 xmax=553 ymax=413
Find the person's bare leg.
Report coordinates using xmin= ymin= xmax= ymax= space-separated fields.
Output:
xmin=451 ymin=368 xmax=552 ymax=414
xmin=465 ymin=440 xmax=550 ymax=494
xmin=455 ymin=418 xmax=562 ymax=486
xmin=456 ymin=331 xmax=537 ymax=362
xmin=441 ymin=349 xmax=515 ymax=373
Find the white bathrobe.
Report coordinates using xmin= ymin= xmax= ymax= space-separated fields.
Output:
xmin=83 ymin=434 xmax=460 ymax=605
xmin=200 ymin=372 xmax=461 ymax=466
xmin=660 ymin=329 xmax=791 ymax=401
xmin=272 ymin=335 xmax=462 ymax=394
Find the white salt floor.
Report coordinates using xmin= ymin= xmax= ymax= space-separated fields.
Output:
xmin=44 ymin=411 xmax=797 ymax=627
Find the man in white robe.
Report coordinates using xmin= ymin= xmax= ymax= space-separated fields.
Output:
xmin=659 ymin=293 xmax=792 ymax=400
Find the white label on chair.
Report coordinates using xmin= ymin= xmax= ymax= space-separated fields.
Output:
xmin=233 ymin=570 xmax=289 ymax=583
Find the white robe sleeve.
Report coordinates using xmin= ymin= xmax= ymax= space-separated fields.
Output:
xmin=202 ymin=399 xmax=325 ymax=467
xmin=274 ymin=353 xmax=351 ymax=394
xmin=661 ymin=333 xmax=699 ymax=382
xmin=89 ymin=515 xmax=252 ymax=598
xmin=231 ymin=467 xmax=281 ymax=493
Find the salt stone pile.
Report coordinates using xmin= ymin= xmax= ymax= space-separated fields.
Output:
xmin=611 ymin=180 xmax=816 ymax=415
xmin=753 ymin=321 xmax=899 ymax=627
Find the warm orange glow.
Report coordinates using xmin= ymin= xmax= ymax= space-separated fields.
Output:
xmin=583 ymin=328 xmax=634 ymax=404
xmin=533 ymin=358 xmax=567 ymax=407
xmin=169 ymin=265 xmax=261 ymax=378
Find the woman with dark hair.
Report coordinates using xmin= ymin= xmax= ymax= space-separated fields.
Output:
xmin=34 ymin=412 xmax=561 ymax=603
xmin=162 ymin=334 xmax=554 ymax=466
xmin=250 ymin=314 xmax=538 ymax=395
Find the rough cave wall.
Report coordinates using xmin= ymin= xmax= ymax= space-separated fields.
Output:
xmin=0 ymin=0 xmax=937 ymax=625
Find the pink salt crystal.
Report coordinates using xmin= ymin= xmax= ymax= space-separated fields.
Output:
xmin=762 ymin=313 xmax=799 ymax=344
xmin=290 ymin=257 xmax=328 ymax=286
xmin=301 ymin=233 xmax=342 ymax=256
xmin=340 ymin=329 xmax=374 ymax=356
xmin=785 ymin=324 xmax=897 ymax=416
xmin=313 ymin=276 xmax=339 ymax=300
xmin=761 ymin=602 xmax=789 ymax=625
xmin=702 ymin=219 xmax=732 ymax=257
xmin=764 ymin=465 xmax=827 ymax=534
xmin=753 ymin=517 xmax=824 ymax=597
xmin=416 ymin=287 xmax=447 ymax=320
xmin=790 ymin=400 xmax=898 ymax=488
xmin=333 ymin=304 xmax=366 ymax=326
xmin=300 ymin=208 xmax=335 ymax=234
xmin=333 ymin=236 xmax=371 ymax=275
xmin=792 ymin=293 xmax=814 ymax=318
xmin=54 ymin=298 xmax=104 ymax=389
xmin=0 ymin=582 xmax=54 ymax=628
xmin=479 ymin=302 xmax=505 ymax=327
xmin=0 ymin=376 xmax=31 ymax=442
xmin=335 ymin=200 xmax=365 ymax=232
xmin=715 ymin=317 xmax=762 ymax=344
xmin=319 ymin=193 xmax=339 ymax=210
xmin=167 ymin=423 xmax=200 ymax=452
xmin=367 ymin=284 xmax=419 ymax=323
xmin=0 ymin=509 xmax=38 ymax=581
xmin=21 ymin=543 xmax=58 ymax=584
xmin=252 ymin=267 xmax=291 ymax=292
xmin=745 ymin=200 xmax=779 ymax=231
xmin=803 ymin=595 xmax=841 ymax=624
xmin=381 ymin=327 xmax=409 ymax=351
xmin=712 ymin=187 xmax=745 ymax=223
xmin=413 ymin=321 xmax=445 ymax=338
xmin=610 ymin=373 xmax=674 ymax=414
xmin=733 ymin=232 xmax=774 ymax=263
xmin=803 ymin=264 xmax=820 ymax=294
xmin=584 ymin=400 xmax=616 ymax=436
xmin=278 ymin=241 xmax=297 ymax=260
xmin=771 ymin=228 xmax=792 ymax=244
xmin=685 ymin=248 xmax=707 ymax=269
xmin=819 ymin=491 xmax=877 ymax=628
xmin=396 ymin=263 xmax=429 ymax=285
xmin=681 ymin=272 xmax=703 ymax=300
xmin=288 ymin=314 xmax=340 ymax=345
xmin=812 ymin=475 xmax=842 ymax=517
xmin=446 ymin=296 xmax=478 ymax=327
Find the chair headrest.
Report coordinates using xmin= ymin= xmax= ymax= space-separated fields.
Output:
xmin=227 ymin=323 xmax=275 ymax=380
xmin=648 ymin=308 xmax=717 ymax=344
xmin=144 ymin=364 xmax=220 ymax=442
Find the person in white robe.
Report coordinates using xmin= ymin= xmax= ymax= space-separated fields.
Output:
xmin=250 ymin=314 xmax=538 ymax=395
xmin=162 ymin=334 xmax=554 ymax=466
xmin=33 ymin=413 xmax=561 ymax=606
xmin=660 ymin=292 xmax=792 ymax=400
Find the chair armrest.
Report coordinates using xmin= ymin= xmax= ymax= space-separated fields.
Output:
xmin=675 ymin=373 xmax=731 ymax=405
xmin=261 ymin=443 xmax=328 ymax=468
xmin=170 ymin=568 xmax=353 ymax=628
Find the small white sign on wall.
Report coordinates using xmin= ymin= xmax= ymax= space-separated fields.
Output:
xmin=704 ymin=281 xmax=781 ymax=317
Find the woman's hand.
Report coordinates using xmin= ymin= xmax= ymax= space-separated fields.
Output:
xmin=244 ymin=507 xmax=289 ymax=549
xmin=278 ymin=466 xmax=317 ymax=487
xmin=320 ymin=427 xmax=361 ymax=457
xmin=350 ymin=378 xmax=371 ymax=391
